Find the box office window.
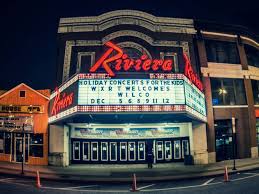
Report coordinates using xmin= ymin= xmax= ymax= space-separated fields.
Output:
xmin=244 ymin=44 xmax=259 ymax=68
xmin=211 ymin=78 xmax=247 ymax=105
xmin=205 ymin=40 xmax=240 ymax=64
xmin=30 ymin=134 xmax=43 ymax=157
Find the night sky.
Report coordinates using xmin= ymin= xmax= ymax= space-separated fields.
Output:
xmin=1 ymin=0 xmax=258 ymax=90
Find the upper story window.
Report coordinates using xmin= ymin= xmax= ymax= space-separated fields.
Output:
xmin=205 ymin=40 xmax=240 ymax=64
xmin=244 ymin=44 xmax=259 ymax=68
xmin=19 ymin=91 xmax=26 ymax=98
xmin=252 ymin=80 xmax=259 ymax=105
xmin=211 ymin=78 xmax=246 ymax=105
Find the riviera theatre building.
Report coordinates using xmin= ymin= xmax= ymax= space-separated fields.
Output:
xmin=48 ymin=10 xmax=259 ymax=166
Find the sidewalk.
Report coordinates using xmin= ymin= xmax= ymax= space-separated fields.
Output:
xmin=1 ymin=158 xmax=259 ymax=182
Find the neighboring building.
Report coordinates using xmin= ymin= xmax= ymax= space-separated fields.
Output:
xmin=48 ymin=10 xmax=259 ymax=166
xmin=0 ymin=83 xmax=50 ymax=165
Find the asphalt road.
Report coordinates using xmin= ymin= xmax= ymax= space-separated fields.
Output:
xmin=1 ymin=169 xmax=259 ymax=193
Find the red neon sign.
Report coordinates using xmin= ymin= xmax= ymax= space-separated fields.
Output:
xmin=183 ymin=53 xmax=203 ymax=91
xmin=51 ymin=88 xmax=74 ymax=115
xmin=90 ymin=41 xmax=173 ymax=76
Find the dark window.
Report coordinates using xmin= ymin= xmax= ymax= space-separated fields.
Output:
xmin=215 ymin=120 xmax=234 ymax=161
xmin=4 ymin=133 xmax=11 ymax=154
xmin=244 ymin=44 xmax=259 ymax=68
xmin=256 ymin=119 xmax=259 ymax=150
xmin=29 ymin=134 xmax=43 ymax=157
xmin=211 ymin=78 xmax=246 ymax=105
xmin=19 ymin=91 xmax=26 ymax=98
xmin=205 ymin=40 xmax=240 ymax=64
xmin=0 ymin=132 xmax=3 ymax=153
xmin=252 ymin=80 xmax=259 ymax=105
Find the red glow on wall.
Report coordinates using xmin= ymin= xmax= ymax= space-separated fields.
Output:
xmin=51 ymin=88 xmax=74 ymax=116
xmin=89 ymin=41 xmax=173 ymax=76
xmin=183 ymin=53 xmax=203 ymax=91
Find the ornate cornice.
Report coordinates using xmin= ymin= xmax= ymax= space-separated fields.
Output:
xmin=58 ymin=10 xmax=196 ymax=34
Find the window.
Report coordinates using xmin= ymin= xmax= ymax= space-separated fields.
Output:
xmin=205 ymin=40 xmax=240 ymax=64
xmin=0 ymin=132 xmax=4 ymax=153
xmin=211 ymin=78 xmax=247 ymax=105
xmin=29 ymin=134 xmax=43 ymax=157
xmin=244 ymin=44 xmax=259 ymax=68
xmin=4 ymin=133 xmax=11 ymax=154
xmin=19 ymin=91 xmax=26 ymax=98
xmin=252 ymin=80 xmax=259 ymax=105
xmin=256 ymin=119 xmax=259 ymax=149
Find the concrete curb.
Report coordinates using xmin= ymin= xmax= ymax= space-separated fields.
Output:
xmin=1 ymin=163 xmax=259 ymax=183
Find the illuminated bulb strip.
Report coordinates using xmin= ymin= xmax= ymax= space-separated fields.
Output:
xmin=77 ymin=105 xmax=186 ymax=112
xmin=48 ymin=106 xmax=78 ymax=123
xmin=149 ymin=73 xmax=184 ymax=79
xmin=78 ymin=73 xmax=111 ymax=80
xmin=50 ymin=75 xmax=79 ymax=99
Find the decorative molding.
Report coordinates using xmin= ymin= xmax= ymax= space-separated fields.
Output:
xmin=77 ymin=52 xmax=95 ymax=72
xmin=117 ymin=41 xmax=152 ymax=59
xmin=160 ymin=52 xmax=179 ymax=72
xmin=62 ymin=40 xmax=75 ymax=82
xmin=61 ymin=31 xmax=191 ymax=82
xmin=58 ymin=10 xmax=196 ymax=34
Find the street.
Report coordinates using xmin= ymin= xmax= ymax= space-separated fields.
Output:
xmin=1 ymin=169 xmax=259 ymax=194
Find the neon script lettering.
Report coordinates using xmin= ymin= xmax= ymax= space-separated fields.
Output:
xmin=51 ymin=88 xmax=74 ymax=115
xmin=90 ymin=41 xmax=173 ymax=76
xmin=183 ymin=53 xmax=203 ymax=91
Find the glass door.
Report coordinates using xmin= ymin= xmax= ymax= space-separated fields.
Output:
xmin=164 ymin=141 xmax=172 ymax=160
xmin=101 ymin=142 xmax=108 ymax=161
xmin=73 ymin=141 xmax=80 ymax=160
xmin=138 ymin=142 xmax=145 ymax=161
xmin=182 ymin=140 xmax=189 ymax=158
xmin=156 ymin=141 xmax=164 ymax=160
xmin=174 ymin=140 xmax=181 ymax=159
xmin=120 ymin=142 xmax=127 ymax=161
xmin=128 ymin=142 xmax=136 ymax=161
xmin=110 ymin=142 xmax=117 ymax=161
xmin=91 ymin=142 xmax=98 ymax=161
xmin=83 ymin=142 xmax=90 ymax=161
xmin=15 ymin=137 xmax=23 ymax=162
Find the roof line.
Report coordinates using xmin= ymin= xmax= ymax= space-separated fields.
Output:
xmin=0 ymin=83 xmax=49 ymax=100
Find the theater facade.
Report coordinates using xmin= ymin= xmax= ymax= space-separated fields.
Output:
xmin=48 ymin=10 xmax=259 ymax=166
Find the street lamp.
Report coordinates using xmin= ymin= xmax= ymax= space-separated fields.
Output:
xmin=232 ymin=117 xmax=237 ymax=171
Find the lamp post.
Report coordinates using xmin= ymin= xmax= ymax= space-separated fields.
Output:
xmin=21 ymin=123 xmax=25 ymax=175
xmin=232 ymin=117 xmax=237 ymax=171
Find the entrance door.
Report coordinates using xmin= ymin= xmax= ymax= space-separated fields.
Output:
xmin=91 ymin=142 xmax=98 ymax=161
xmin=110 ymin=142 xmax=117 ymax=161
xmin=83 ymin=142 xmax=90 ymax=161
xmin=174 ymin=140 xmax=181 ymax=159
xmin=164 ymin=141 xmax=172 ymax=160
xmin=138 ymin=142 xmax=145 ymax=161
xmin=156 ymin=141 xmax=164 ymax=160
xmin=128 ymin=142 xmax=136 ymax=161
xmin=73 ymin=141 xmax=80 ymax=160
xmin=15 ymin=138 xmax=23 ymax=162
xmin=101 ymin=142 xmax=108 ymax=161
xmin=120 ymin=142 xmax=127 ymax=161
